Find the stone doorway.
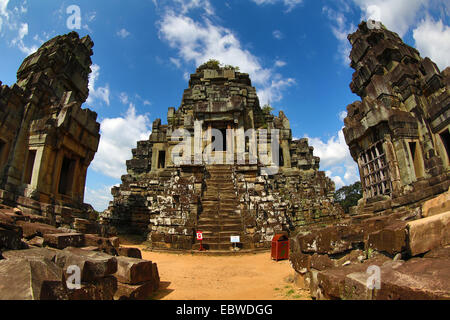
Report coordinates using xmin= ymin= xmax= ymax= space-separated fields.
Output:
xmin=58 ymin=156 xmax=76 ymax=195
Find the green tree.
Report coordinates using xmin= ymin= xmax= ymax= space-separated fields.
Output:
xmin=262 ymin=104 xmax=274 ymax=114
xmin=334 ymin=181 xmax=363 ymax=213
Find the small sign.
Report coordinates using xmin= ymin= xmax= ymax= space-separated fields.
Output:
xmin=230 ymin=236 xmax=240 ymax=243
xmin=196 ymin=231 xmax=203 ymax=241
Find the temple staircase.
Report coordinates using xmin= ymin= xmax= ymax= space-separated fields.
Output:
xmin=198 ymin=165 xmax=246 ymax=251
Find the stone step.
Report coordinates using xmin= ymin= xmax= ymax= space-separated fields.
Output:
xmin=201 ymin=208 xmax=240 ymax=215
xmin=198 ymin=217 xmax=242 ymax=224
xmin=197 ymin=224 xmax=242 ymax=232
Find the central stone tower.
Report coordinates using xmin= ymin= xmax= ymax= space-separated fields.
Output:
xmin=103 ymin=61 xmax=343 ymax=251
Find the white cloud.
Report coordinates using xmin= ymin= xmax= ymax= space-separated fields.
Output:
xmin=117 ymin=28 xmax=131 ymax=39
xmin=84 ymin=185 xmax=116 ymax=212
xmin=274 ymin=60 xmax=286 ymax=68
xmin=91 ymin=104 xmax=152 ymax=179
xmin=175 ymin=0 xmax=215 ymax=15
xmin=413 ymin=16 xmax=450 ymax=70
xmin=87 ymin=64 xmax=110 ymax=106
xmin=119 ymin=92 xmax=129 ymax=105
xmin=159 ymin=13 xmax=294 ymax=105
xmin=272 ymin=30 xmax=284 ymax=39
xmin=170 ymin=57 xmax=182 ymax=68
xmin=257 ymin=76 xmax=296 ymax=105
xmin=251 ymin=0 xmax=303 ymax=12
xmin=351 ymin=0 xmax=429 ymax=37
xmin=323 ymin=6 xmax=356 ymax=65
xmin=306 ymin=128 xmax=359 ymax=189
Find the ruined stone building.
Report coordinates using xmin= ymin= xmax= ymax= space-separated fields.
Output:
xmin=288 ymin=21 xmax=450 ymax=301
xmin=343 ymin=21 xmax=450 ymax=215
xmin=103 ymin=62 xmax=343 ymax=251
xmin=0 ymin=32 xmax=101 ymax=227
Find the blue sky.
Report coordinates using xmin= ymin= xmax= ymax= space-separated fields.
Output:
xmin=0 ymin=0 xmax=449 ymax=210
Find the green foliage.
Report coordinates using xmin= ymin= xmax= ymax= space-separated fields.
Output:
xmin=334 ymin=181 xmax=363 ymax=213
xmin=198 ymin=59 xmax=240 ymax=71
xmin=223 ymin=64 xmax=240 ymax=71
xmin=262 ymin=104 xmax=274 ymax=114
xmin=198 ymin=59 xmax=221 ymax=69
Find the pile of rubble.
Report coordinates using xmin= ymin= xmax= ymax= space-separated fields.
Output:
xmin=0 ymin=204 xmax=159 ymax=300
xmin=290 ymin=199 xmax=450 ymax=299
xmin=290 ymin=20 xmax=450 ymax=300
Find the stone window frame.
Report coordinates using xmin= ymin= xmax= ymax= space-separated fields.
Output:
xmin=0 ymin=139 xmax=7 ymax=169
xmin=438 ymin=127 xmax=450 ymax=166
xmin=358 ymin=141 xmax=392 ymax=198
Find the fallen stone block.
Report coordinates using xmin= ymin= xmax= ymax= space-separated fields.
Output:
xmin=68 ymin=276 xmax=117 ymax=300
xmin=2 ymin=247 xmax=59 ymax=261
xmin=0 ymin=224 xmax=23 ymax=250
xmin=0 ymin=211 xmax=17 ymax=224
xmin=310 ymin=254 xmax=335 ymax=271
xmin=26 ymin=236 xmax=44 ymax=247
xmin=375 ymin=258 xmax=450 ymax=300
xmin=317 ymin=256 xmax=390 ymax=299
xmin=289 ymin=251 xmax=311 ymax=273
xmin=44 ymin=233 xmax=85 ymax=249
xmin=80 ymin=246 xmax=101 ymax=252
xmin=16 ymin=221 xmax=60 ymax=239
xmin=342 ymin=260 xmax=403 ymax=300
xmin=296 ymin=226 xmax=354 ymax=255
xmin=117 ymin=247 xmax=142 ymax=259
xmin=55 ymin=247 xmax=117 ymax=282
xmin=84 ymin=234 xmax=117 ymax=255
xmin=368 ymin=221 xmax=407 ymax=256
xmin=407 ymin=211 xmax=450 ymax=256
xmin=0 ymin=257 xmax=68 ymax=300
xmin=74 ymin=218 xmax=100 ymax=234
xmin=22 ymin=213 xmax=52 ymax=224
xmin=115 ymin=281 xmax=154 ymax=300
xmin=114 ymin=256 xmax=153 ymax=285
xmin=422 ymin=189 xmax=450 ymax=218
xmin=151 ymin=263 xmax=160 ymax=291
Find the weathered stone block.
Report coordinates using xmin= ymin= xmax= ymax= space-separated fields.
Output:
xmin=0 ymin=224 xmax=22 ymax=250
xmin=310 ymin=254 xmax=335 ymax=271
xmin=55 ymin=247 xmax=117 ymax=282
xmin=44 ymin=233 xmax=85 ymax=249
xmin=115 ymin=281 xmax=154 ymax=300
xmin=117 ymin=247 xmax=142 ymax=259
xmin=375 ymin=258 xmax=450 ymax=300
xmin=114 ymin=256 xmax=154 ymax=285
xmin=367 ymin=221 xmax=407 ymax=255
xmin=16 ymin=221 xmax=60 ymax=239
xmin=0 ymin=257 xmax=68 ymax=300
xmin=68 ymin=276 xmax=117 ymax=300
xmin=407 ymin=211 xmax=450 ymax=256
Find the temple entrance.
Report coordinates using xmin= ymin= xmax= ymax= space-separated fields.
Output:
xmin=23 ymin=150 xmax=36 ymax=185
xmin=409 ymin=141 xmax=424 ymax=179
xmin=58 ymin=156 xmax=76 ymax=195
xmin=158 ymin=150 xmax=166 ymax=169
xmin=210 ymin=127 xmax=228 ymax=152
xmin=439 ymin=129 xmax=450 ymax=164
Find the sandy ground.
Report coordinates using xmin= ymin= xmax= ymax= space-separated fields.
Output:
xmin=123 ymin=243 xmax=311 ymax=300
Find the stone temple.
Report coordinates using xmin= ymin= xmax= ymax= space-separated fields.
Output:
xmin=0 ymin=32 xmax=102 ymax=230
xmin=102 ymin=61 xmax=343 ymax=250
xmin=343 ymin=20 xmax=450 ymax=216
